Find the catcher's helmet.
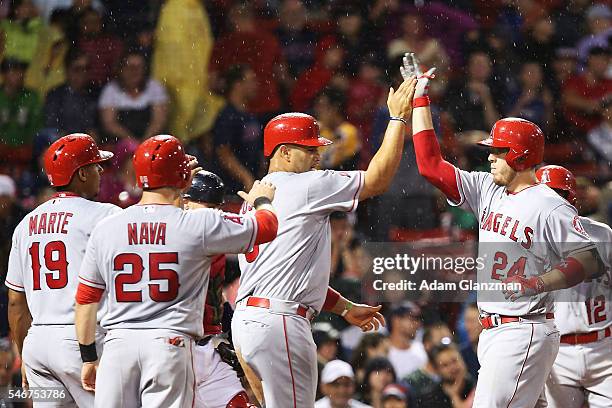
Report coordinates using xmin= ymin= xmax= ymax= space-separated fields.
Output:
xmin=183 ymin=170 xmax=225 ymax=205
xmin=478 ymin=118 xmax=544 ymax=171
xmin=263 ymin=112 xmax=332 ymax=157
xmin=44 ymin=133 xmax=113 ymax=187
xmin=536 ymin=165 xmax=577 ymax=205
xmin=133 ymin=135 xmax=190 ymax=190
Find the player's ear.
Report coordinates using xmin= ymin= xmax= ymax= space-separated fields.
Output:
xmin=76 ymin=167 xmax=88 ymax=182
xmin=280 ymin=145 xmax=291 ymax=162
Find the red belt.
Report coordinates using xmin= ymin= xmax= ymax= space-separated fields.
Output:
xmin=560 ymin=327 xmax=611 ymax=345
xmin=246 ymin=296 xmax=312 ymax=320
xmin=480 ymin=313 xmax=554 ymax=329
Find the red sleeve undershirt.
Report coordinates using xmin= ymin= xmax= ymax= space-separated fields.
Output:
xmin=412 ymin=129 xmax=461 ymax=203
xmin=254 ymin=209 xmax=278 ymax=245
xmin=75 ymin=283 xmax=104 ymax=305
xmin=322 ymin=287 xmax=341 ymax=311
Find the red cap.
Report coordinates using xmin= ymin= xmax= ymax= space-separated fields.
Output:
xmin=263 ymin=113 xmax=332 ymax=157
xmin=133 ymin=135 xmax=191 ymax=190
xmin=536 ymin=165 xmax=577 ymax=205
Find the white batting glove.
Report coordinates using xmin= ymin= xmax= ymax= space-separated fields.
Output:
xmin=400 ymin=52 xmax=436 ymax=99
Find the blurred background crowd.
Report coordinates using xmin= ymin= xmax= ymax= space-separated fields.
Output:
xmin=0 ymin=0 xmax=610 ymax=406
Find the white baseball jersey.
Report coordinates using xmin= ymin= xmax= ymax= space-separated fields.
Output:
xmin=451 ymin=170 xmax=594 ymax=316
xmin=237 ymin=169 xmax=364 ymax=311
xmin=553 ymin=217 xmax=612 ymax=334
xmin=79 ymin=204 xmax=257 ymax=338
xmin=5 ymin=193 xmax=120 ymax=324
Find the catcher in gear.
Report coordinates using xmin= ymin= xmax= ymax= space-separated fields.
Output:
xmin=183 ymin=170 xmax=256 ymax=408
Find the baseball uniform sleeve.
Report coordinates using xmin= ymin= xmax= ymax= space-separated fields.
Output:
xmin=448 ymin=169 xmax=492 ymax=214
xmin=202 ymin=210 xmax=257 ymax=256
xmin=5 ymin=229 xmax=24 ymax=292
xmin=544 ymin=204 xmax=596 ymax=259
xmin=78 ymin=233 xmax=106 ymax=290
xmin=306 ymin=170 xmax=365 ymax=214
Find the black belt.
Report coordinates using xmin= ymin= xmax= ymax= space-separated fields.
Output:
xmin=196 ymin=336 xmax=212 ymax=346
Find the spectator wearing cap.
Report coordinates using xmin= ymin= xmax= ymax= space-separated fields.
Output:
xmin=0 ymin=175 xmax=25 ymax=338
xmin=577 ymin=4 xmax=612 ymax=66
xmin=99 ymin=50 xmax=169 ymax=142
xmin=387 ymin=303 xmax=427 ymax=379
xmin=587 ymin=97 xmax=612 ymax=164
xmin=212 ymin=64 xmax=262 ymax=195
xmin=0 ymin=58 xmax=43 ymax=164
xmin=381 ymin=384 xmax=409 ymax=408
xmin=314 ymin=87 xmax=361 ymax=171
xmin=44 ymin=50 xmax=97 ymax=137
xmin=316 ymin=359 xmax=372 ymax=408
xmin=562 ymin=46 xmax=612 ymax=134
xmin=0 ymin=0 xmax=44 ymax=63
xmin=359 ymin=357 xmax=396 ymax=408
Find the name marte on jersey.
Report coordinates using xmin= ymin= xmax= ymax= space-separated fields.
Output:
xmin=480 ymin=211 xmax=534 ymax=249
xmin=127 ymin=222 xmax=167 ymax=245
xmin=28 ymin=212 xmax=73 ymax=235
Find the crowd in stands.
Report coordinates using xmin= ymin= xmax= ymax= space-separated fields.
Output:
xmin=0 ymin=0 xmax=610 ymax=406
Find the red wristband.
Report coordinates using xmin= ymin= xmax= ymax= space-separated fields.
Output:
xmin=413 ymin=96 xmax=430 ymax=108
xmin=323 ymin=287 xmax=341 ymax=312
xmin=556 ymin=257 xmax=586 ymax=287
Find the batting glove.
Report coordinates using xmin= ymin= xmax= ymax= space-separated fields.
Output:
xmin=400 ymin=52 xmax=436 ymax=100
xmin=502 ymin=275 xmax=545 ymax=301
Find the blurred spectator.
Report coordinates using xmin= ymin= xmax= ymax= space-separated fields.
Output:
xmin=0 ymin=338 xmax=15 ymax=386
xmin=359 ymin=357 xmax=396 ymax=408
xmin=381 ymin=384 xmax=409 ymax=408
xmin=152 ymin=0 xmax=223 ymax=142
xmin=331 ymin=211 xmax=352 ymax=279
xmin=291 ymin=41 xmax=344 ymax=112
xmin=0 ymin=176 xmax=24 ymax=337
xmin=387 ymin=303 xmax=427 ymax=380
xmin=575 ymin=177 xmax=604 ymax=221
xmin=520 ymin=17 xmax=558 ymax=74
xmin=99 ymin=51 xmax=169 ymax=142
xmin=458 ymin=303 xmax=481 ymax=380
xmin=316 ymin=359 xmax=372 ymax=408
xmin=430 ymin=343 xmax=475 ymax=408
xmin=276 ymin=0 xmax=317 ymax=80
xmin=386 ymin=12 xmax=449 ymax=98
xmin=587 ymin=97 xmax=612 ymax=163
xmin=209 ymin=2 xmax=286 ymax=119
xmin=551 ymin=0 xmax=588 ymax=47
xmin=0 ymin=0 xmax=43 ymax=63
xmin=212 ymin=65 xmax=261 ymax=195
xmin=314 ymin=322 xmax=341 ymax=399
xmin=24 ymin=15 xmax=68 ymax=97
xmin=562 ymin=47 xmax=612 ymax=134
xmin=505 ymin=61 xmax=553 ymax=130
xmin=314 ymin=87 xmax=360 ymax=170
xmin=351 ymin=333 xmax=390 ymax=384
xmin=576 ymin=4 xmax=612 ymax=66
xmin=0 ymin=59 xmax=42 ymax=154
xmin=98 ymin=138 xmax=141 ymax=208
xmin=76 ymin=7 xmax=124 ymax=88
xmin=33 ymin=0 xmax=103 ymax=22
xmin=44 ymin=50 xmax=96 ymax=136
xmin=444 ymin=51 xmax=501 ymax=133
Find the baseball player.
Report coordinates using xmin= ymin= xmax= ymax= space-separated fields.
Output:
xmin=403 ymin=52 xmax=599 ymax=408
xmin=536 ymin=165 xmax=612 ymax=408
xmin=6 ymin=133 xmax=119 ymax=407
xmin=232 ymin=76 xmax=418 ymax=407
xmin=182 ymin=170 xmax=255 ymax=408
xmin=74 ymin=135 xmax=279 ymax=408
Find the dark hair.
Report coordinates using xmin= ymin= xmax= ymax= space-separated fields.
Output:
xmin=360 ymin=357 xmax=397 ymax=402
xmin=316 ymin=87 xmax=347 ymax=114
xmin=117 ymin=50 xmax=148 ymax=89
xmin=64 ymin=48 xmax=88 ymax=70
xmin=427 ymin=342 xmax=459 ymax=365
xmin=589 ymin=46 xmax=610 ymax=57
xmin=1 ymin=58 xmax=28 ymax=73
xmin=422 ymin=322 xmax=451 ymax=347
xmin=350 ymin=333 xmax=387 ymax=371
xmin=223 ymin=64 xmax=251 ymax=96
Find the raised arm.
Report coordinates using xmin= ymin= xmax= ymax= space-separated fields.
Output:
xmin=359 ymin=76 xmax=417 ymax=200
xmin=406 ymin=53 xmax=461 ymax=203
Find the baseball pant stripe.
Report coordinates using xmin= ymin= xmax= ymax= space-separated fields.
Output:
xmin=283 ymin=315 xmax=297 ymax=408
xmin=507 ymin=324 xmax=534 ymax=408
xmin=190 ymin=340 xmax=196 ymax=408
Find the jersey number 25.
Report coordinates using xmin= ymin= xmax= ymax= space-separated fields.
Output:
xmin=114 ymin=253 xmax=179 ymax=302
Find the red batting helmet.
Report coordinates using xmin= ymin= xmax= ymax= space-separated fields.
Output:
xmin=133 ymin=135 xmax=190 ymax=190
xmin=478 ymin=118 xmax=544 ymax=171
xmin=263 ymin=113 xmax=332 ymax=157
xmin=44 ymin=133 xmax=113 ymax=187
xmin=536 ymin=165 xmax=577 ymax=205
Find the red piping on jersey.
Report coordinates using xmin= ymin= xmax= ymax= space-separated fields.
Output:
xmin=505 ymin=183 xmax=539 ymax=195
xmin=348 ymin=171 xmax=362 ymax=212
xmin=254 ymin=210 xmax=278 ymax=245
xmin=506 ymin=324 xmax=534 ymax=407
xmin=190 ymin=340 xmax=196 ymax=408
xmin=5 ymin=280 xmax=24 ymax=289
xmin=283 ymin=315 xmax=297 ymax=408
xmin=413 ymin=129 xmax=461 ymax=203
xmin=79 ymin=276 xmax=105 ymax=288
xmin=75 ymin=283 xmax=104 ymax=304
